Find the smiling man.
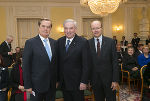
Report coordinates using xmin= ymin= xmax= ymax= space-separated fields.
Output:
xmin=22 ymin=18 xmax=57 ymax=101
xmin=57 ymin=19 xmax=90 ymax=101
xmin=88 ymin=20 xmax=119 ymax=101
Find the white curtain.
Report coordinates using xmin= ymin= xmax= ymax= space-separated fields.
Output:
xmin=83 ymin=18 xmax=102 ymax=39
xmin=17 ymin=18 xmax=40 ymax=48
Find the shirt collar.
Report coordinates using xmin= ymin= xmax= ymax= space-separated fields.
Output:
xmin=94 ymin=35 xmax=102 ymax=42
xmin=39 ymin=34 xmax=48 ymax=41
xmin=66 ymin=37 xmax=74 ymax=44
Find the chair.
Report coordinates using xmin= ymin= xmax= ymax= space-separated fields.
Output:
xmin=116 ymin=84 xmax=120 ymax=101
xmin=7 ymin=88 xmax=12 ymax=101
xmin=140 ymin=65 xmax=149 ymax=101
xmin=121 ymin=64 xmax=140 ymax=94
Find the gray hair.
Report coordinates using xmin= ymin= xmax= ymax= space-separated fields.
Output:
xmin=63 ymin=19 xmax=77 ymax=28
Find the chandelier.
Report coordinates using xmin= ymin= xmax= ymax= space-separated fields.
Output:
xmin=80 ymin=0 xmax=127 ymax=16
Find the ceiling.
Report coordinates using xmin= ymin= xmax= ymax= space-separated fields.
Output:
xmin=0 ymin=0 xmax=149 ymax=3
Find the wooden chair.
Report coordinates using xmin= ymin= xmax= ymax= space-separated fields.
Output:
xmin=116 ymin=84 xmax=120 ymax=101
xmin=7 ymin=88 xmax=12 ymax=101
xmin=121 ymin=64 xmax=140 ymax=94
xmin=140 ymin=65 xmax=149 ymax=101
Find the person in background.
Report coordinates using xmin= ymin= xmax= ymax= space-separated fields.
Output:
xmin=22 ymin=18 xmax=57 ymax=101
xmin=113 ymin=36 xmax=117 ymax=45
xmin=12 ymin=47 xmax=21 ymax=63
xmin=120 ymin=36 xmax=128 ymax=52
xmin=10 ymin=54 xmax=27 ymax=101
xmin=88 ymin=20 xmax=119 ymax=101
xmin=0 ymin=35 xmax=13 ymax=67
xmin=146 ymin=35 xmax=150 ymax=45
xmin=0 ymin=54 xmax=9 ymax=101
xmin=131 ymin=33 xmax=140 ymax=52
xmin=135 ymin=44 xmax=143 ymax=58
xmin=122 ymin=47 xmax=140 ymax=79
xmin=138 ymin=45 xmax=150 ymax=67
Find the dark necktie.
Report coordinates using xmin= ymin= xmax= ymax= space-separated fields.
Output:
xmin=97 ymin=39 xmax=100 ymax=56
xmin=66 ymin=40 xmax=70 ymax=52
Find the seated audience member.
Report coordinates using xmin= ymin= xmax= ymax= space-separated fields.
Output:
xmin=0 ymin=54 xmax=9 ymax=101
xmin=120 ymin=36 xmax=128 ymax=52
xmin=12 ymin=47 xmax=21 ymax=62
xmin=135 ymin=44 xmax=143 ymax=57
xmin=143 ymin=62 xmax=150 ymax=88
xmin=146 ymin=35 xmax=150 ymax=45
xmin=10 ymin=54 xmax=27 ymax=101
xmin=116 ymin=43 xmax=123 ymax=65
xmin=122 ymin=47 xmax=140 ymax=79
xmin=138 ymin=45 xmax=150 ymax=67
xmin=122 ymin=43 xmax=133 ymax=55
xmin=142 ymin=62 xmax=150 ymax=100
xmin=148 ymin=43 xmax=150 ymax=53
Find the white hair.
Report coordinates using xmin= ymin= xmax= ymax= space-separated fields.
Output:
xmin=63 ymin=19 xmax=77 ymax=28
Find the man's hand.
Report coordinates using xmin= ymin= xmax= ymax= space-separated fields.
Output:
xmin=26 ymin=88 xmax=32 ymax=94
xmin=80 ymin=83 xmax=87 ymax=90
xmin=132 ymin=67 xmax=138 ymax=71
xmin=111 ymin=82 xmax=119 ymax=91
xmin=18 ymin=85 xmax=25 ymax=92
xmin=8 ymin=52 xmax=13 ymax=55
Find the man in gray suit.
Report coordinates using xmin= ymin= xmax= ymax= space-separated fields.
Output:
xmin=88 ymin=20 xmax=119 ymax=101
xmin=22 ymin=18 xmax=57 ymax=101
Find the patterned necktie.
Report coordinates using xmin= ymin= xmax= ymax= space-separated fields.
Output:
xmin=43 ymin=39 xmax=52 ymax=61
xmin=97 ymin=38 xmax=100 ymax=56
xmin=66 ymin=40 xmax=70 ymax=52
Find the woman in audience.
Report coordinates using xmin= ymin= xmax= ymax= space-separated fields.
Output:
xmin=10 ymin=54 xmax=27 ymax=101
xmin=0 ymin=54 xmax=9 ymax=101
xmin=138 ymin=45 xmax=150 ymax=67
xmin=122 ymin=47 xmax=140 ymax=79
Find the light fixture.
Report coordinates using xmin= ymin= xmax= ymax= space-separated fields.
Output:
xmin=113 ymin=25 xmax=123 ymax=32
xmin=57 ymin=26 xmax=64 ymax=33
xmin=80 ymin=0 xmax=127 ymax=16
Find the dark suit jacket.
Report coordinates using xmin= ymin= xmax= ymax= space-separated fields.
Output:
xmin=88 ymin=36 xmax=119 ymax=85
xmin=0 ymin=41 xmax=13 ymax=67
xmin=22 ymin=35 xmax=57 ymax=93
xmin=120 ymin=40 xmax=128 ymax=46
xmin=57 ymin=34 xmax=90 ymax=90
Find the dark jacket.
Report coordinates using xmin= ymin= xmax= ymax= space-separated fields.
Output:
xmin=57 ymin=34 xmax=90 ymax=90
xmin=0 ymin=66 xmax=9 ymax=90
xmin=0 ymin=41 xmax=13 ymax=67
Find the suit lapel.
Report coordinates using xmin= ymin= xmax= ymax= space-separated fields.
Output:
xmin=67 ymin=35 xmax=77 ymax=53
xmin=90 ymin=38 xmax=97 ymax=56
xmin=35 ymin=35 xmax=50 ymax=61
xmin=101 ymin=36 xmax=106 ymax=54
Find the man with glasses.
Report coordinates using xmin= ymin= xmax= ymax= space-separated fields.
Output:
xmin=88 ymin=20 xmax=119 ymax=101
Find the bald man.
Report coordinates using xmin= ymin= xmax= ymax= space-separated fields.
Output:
xmin=88 ymin=20 xmax=119 ymax=101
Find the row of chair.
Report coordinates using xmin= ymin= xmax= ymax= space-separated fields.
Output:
xmin=121 ymin=64 xmax=149 ymax=101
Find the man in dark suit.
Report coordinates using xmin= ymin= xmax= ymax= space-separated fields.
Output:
xmin=88 ymin=20 xmax=119 ymax=101
xmin=22 ymin=18 xmax=57 ymax=101
xmin=131 ymin=33 xmax=140 ymax=52
xmin=0 ymin=35 xmax=13 ymax=67
xmin=57 ymin=19 xmax=90 ymax=101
